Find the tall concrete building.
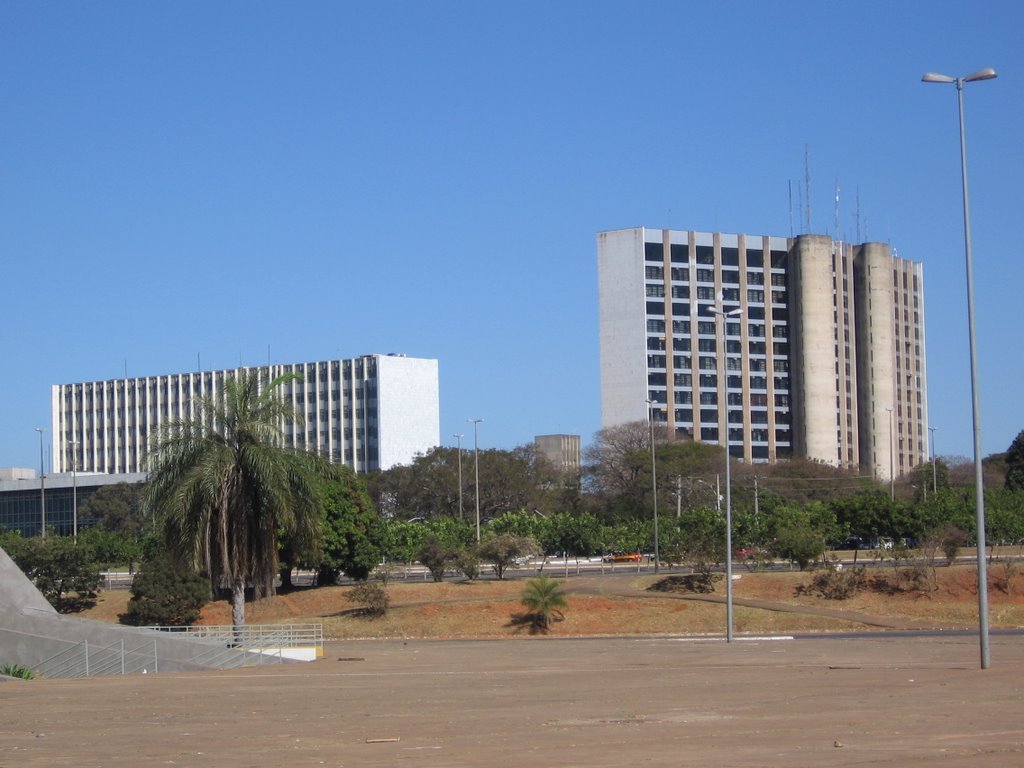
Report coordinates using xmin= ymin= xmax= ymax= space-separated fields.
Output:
xmin=50 ymin=354 xmax=440 ymax=476
xmin=535 ymin=434 xmax=582 ymax=475
xmin=598 ymin=228 xmax=927 ymax=480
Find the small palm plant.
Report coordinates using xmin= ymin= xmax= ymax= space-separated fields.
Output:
xmin=1 ymin=664 xmax=37 ymax=680
xmin=520 ymin=576 xmax=567 ymax=631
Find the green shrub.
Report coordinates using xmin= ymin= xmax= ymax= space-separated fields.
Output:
xmin=120 ymin=553 xmax=209 ymax=626
xmin=347 ymin=582 xmax=390 ymax=617
xmin=0 ymin=663 xmax=36 ymax=680
xmin=519 ymin=576 xmax=567 ymax=631
xmin=454 ymin=547 xmax=481 ymax=580
xmin=417 ymin=535 xmax=453 ymax=582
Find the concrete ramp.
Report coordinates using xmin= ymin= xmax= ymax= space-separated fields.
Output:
xmin=0 ymin=546 xmax=284 ymax=677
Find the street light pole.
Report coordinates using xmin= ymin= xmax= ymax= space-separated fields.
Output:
xmin=69 ymin=440 xmax=79 ymax=539
xmin=708 ymin=293 xmax=741 ymax=644
xmin=922 ymin=66 xmax=997 ymax=670
xmin=886 ymin=407 xmax=895 ymax=501
xmin=454 ymin=433 xmax=465 ymax=521
xmin=645 ymin=399 xmax=660 ymax=574
xmin=929 ymin=426 xmax=938 ymax=494
xmin=35 ymin=427 xmax=46 ymax=538
xmin=467 ymin=419 xmax=483 ymax=542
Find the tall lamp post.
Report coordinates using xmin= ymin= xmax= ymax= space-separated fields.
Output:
xmin=467 ymin=419 xmax=483 ymax=542
xmin=886 ymin=407 xmax=895 ymax=501
xmin=929 ymin=426 xmax=938 ymax=494
xmin=922 ymin=66 xmax=997 ymax=669
xmin=645 ymin=399 xmax=660 ymax=574
xmin=454 ymin=433 xmax=465 ymax=521
xmin=708 ymin=294 xmax=741 ymax=643
xmin=35 ymin=427 xmax=46 ymax=538
xmin=69 ymin=440 xmax=79 ymax=539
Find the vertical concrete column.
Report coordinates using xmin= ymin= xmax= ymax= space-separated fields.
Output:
xmin=789 ymin=235 xmax=841 ymax=465
xmin=854 ymin=243 xmax=897 ymax=481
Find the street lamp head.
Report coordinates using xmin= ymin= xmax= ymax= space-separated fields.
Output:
xmin=965 ymin=68 xmax=997 ymax=82
xmin=922 ymin=68 xmax=997 ymax=85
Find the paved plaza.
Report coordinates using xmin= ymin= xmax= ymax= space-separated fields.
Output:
xmin=3 ymin=633 xmax=1023 ymax=767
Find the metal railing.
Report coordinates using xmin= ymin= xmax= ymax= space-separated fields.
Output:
xmin=20 ymin=623 xmax=322 ymax=679
xmin=144 ymin=624 xmax=323 ymax=660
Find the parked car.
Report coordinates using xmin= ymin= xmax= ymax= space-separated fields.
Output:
xmin=734 ymin=546 xmax=759 ymax=560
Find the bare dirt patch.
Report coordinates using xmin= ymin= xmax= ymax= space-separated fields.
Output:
xmin=79 ymin=563 xmax=1024 ymax=638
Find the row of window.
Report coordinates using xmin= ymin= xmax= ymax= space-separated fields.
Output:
xmin=645 ymin=265 xmax=789 ymax=290
xmin=644 ymin=242 xmax=788 ymax=270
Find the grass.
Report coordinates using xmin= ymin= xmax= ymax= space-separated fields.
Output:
xmin=79 ymin=562 xmax=1024 ymax=639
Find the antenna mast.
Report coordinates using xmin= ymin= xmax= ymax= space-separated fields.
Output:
xmin=788 ymin=180 xmax=794 ymax=237
xmin=834 ymin=178 xmax=840 ymax=240
xmin=855 ymin=187 xmax=862 ymax=242
xmin=804 ymin=144 xmax=811 ymax=233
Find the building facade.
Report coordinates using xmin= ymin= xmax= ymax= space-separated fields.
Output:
xmin=0 ymin=471 xmax=146 ymax=537
xmin=50 ymin=354 xmax=440 ymax=476
xmin=598 ymin=228 xmax=927 ymax=480
xmin=534 ymin=434 xmax=582 ymax=475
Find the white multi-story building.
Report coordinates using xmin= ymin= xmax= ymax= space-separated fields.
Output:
xmin=598 ymin=227 xmax=928 ymax=480
xmin=50 ymin=354 xmax=439 ymax=475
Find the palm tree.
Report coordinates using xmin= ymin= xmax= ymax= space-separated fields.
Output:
xmin=520 ymin=576 xmax=567 ymax=631
xmin=144 ymin=370 xmax=338 ymax=630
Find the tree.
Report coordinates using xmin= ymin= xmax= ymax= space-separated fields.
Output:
xmin=280 ymin=470 xmax=383 ymax=586
xmin=6 ymin=535 xmax=102 ymax=612
xmin=78 ymin=527 xmax=143 ymax=574
xmin=144 ymin=371 xmax=340 ymax=631
xmin=121 ymin=551 xmax=209 ymax=626
xmin=79 ymin=482 xmax=148 ymax=536
xmin=665 ymin=507 xmax=724 ymax=580
xmin=1005 ymin=430 xmax=1024 ymax=491
xmin=766 ymin=503 xmax=835 ymax=570
xmin=477 ymin=534 xmax=539 ymax=580
xmin=519 ymin=576 xmax=567 ymax=631
xmin=368 ymin=445 xmax=549 ymax=524
xmin=418 ymin=534 xmax=454 ymax=582
xmin=584 ymin=421 xmax=654 ymax=499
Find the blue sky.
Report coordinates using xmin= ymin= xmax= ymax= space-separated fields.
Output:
xmin=2 ymin=1 xmax=1021 ymax=471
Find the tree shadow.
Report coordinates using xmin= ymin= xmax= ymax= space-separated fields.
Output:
xmin=506 ymin=611 xmax=563 ymax=635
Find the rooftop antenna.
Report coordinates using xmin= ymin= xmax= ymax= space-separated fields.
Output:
xmin=123 ymin=359 xmax=128 ymax=379
xmin=855 ymin=187 xmax=862 ymax=242
xmin=804 ymin=144 xmax=812 ymax=234
xmin=797 ymin=183 xmax=804 ymax=236
xmin=834 ymin=178 xmax=841 ymax=241
xmin=788 ymin=180 xmax=794 ymax=237
xmin=197 ymin=352 xmax=201 ymax=372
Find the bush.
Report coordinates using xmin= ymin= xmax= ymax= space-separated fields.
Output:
xmin=477 ymin=534 xmax=539 ymax=580
xmin=647 ymin=573 xmax=721 ymax=594
xmin=454 ymin=547 xmax=481 ymax=580
xmin=798 ymin=565 xmax=866 ymax=600
xmin=519 ymin=576 xmax=567 ymax=631
xmin=0 ymin=663 xmax=36 ymax=680
xmin=121 ymin=553 xmax=209 ymax=626
xmin=773 ymin=525 xmax=825 ymax=571
xmin=347 ymin=582 xmax=390 ymax=617
xmin=941 ymin=526 xmax=968 ymax=565
xmin=7 ymin=535 xmax=102 ymax=612
xmin=417 ymin=535 xmax=454 ymax=582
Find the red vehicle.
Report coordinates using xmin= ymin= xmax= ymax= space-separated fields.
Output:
xmin=734 ymin=546 xmax=758 ymax=560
